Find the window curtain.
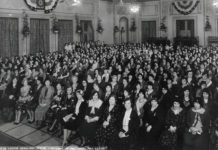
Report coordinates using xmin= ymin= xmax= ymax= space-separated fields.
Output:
xmin=80 ymin=20 xmax=94 ymax=42
xmin=0 ymin=18 xmax=19 ymax=57
xmin=30 ymin=19 xmax=49 ymax=54
xmin=141 ymin=21 xmax=156 ymax=43
xmin=187 ymin=20 xmax=194 ymax=37
xmin=58 ymin=20 xmax=73 ymax=51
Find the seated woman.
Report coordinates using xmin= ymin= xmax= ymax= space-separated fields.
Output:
xmin=159 ymin=99 xmax=185 ymax=150
xmin=46 ymin=83 xmax=65 ymax=133
xmin=95 ymin=95 xmax=119 ymax=148
xmin=143 ymin=98 xmax=164 ymax=150
xmin=35 ymin=79 xmax=55 ymax=128
xmin=180 ymin=87 xmax=194 ymax=113
xmin=183 ymin=98 xmax=210 ymax=150
xmin=145 ymin=82 xmax=156 ymax=102
xmin=133 ymin=89 xmax=147 ymax=147
xmin=0 ymin=68 xmax=10 ymax=98
xmin=60 ymin=86 xmax=75 ymax=118
xmin=2 ymin=77 xmax=19 ymax=122
xmin=14 ymin=78 xmax=32 ymax=124
xmin=101 ymin=84 xmax=113 ymax=109
xmin=116 ymin=98 xmax=140 ymax=150
xmin=78 ymin=91 xmax=103 ymax=146
xmin=26 ymin=77 xmax=43 ymax=123
xmin=210 ymin=117 xmax=218 ymax=150
xmin=61 ymin=89 xmax=87 ymax=147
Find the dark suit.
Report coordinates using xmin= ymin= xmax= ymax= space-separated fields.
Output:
xmin=143 ymin=105 xmax=164 ymax=150
xmin=116 ymin=109 xmax=140 ymax=150
xmin=62 ymin=100 xmax=87 ymax=131
xmin=27 ymin=84 xmax=43 ymax=110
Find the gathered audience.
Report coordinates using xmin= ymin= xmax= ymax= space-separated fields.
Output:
xmin=0 ymin=41 xmax=218 ymax=150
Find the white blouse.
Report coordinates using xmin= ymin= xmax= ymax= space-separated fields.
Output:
xmin=75 ymin=99 xmax=84 ymax=115
xmin=122 ymin=108 xmax=132 ymax=132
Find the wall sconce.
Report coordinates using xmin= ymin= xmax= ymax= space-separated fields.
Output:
xmin=120 ymin=27 xmax=125 ymax=33
xmin=114 ymin=26 xmax=120 ymax=33
xmin=22 ymin=10 xmax=30 ymax=37
xmin=160 ymin=16 xmax=167 ymax=32
xmin=52 ymin=13 xmax=60 ymax=34
xmin=205 ymin=16 xmax=212 ymax=31
xmin=130 ymin=18 xmax=136 ymax=32
xmin=160 ymin=23 xmax=167 ymax=32
xmin=96 ymin=18 xmax=104 ymax=34
xmin=75 ymin=14 xmax=82 ymax=34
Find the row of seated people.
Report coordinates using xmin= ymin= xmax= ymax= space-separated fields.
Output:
xmin=0 ymin=42 xmax=218 ymax=150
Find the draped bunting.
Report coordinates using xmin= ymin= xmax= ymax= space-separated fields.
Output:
xmin=172 ymin=0 xmax=200 ymax=15
xmin=24 ymin=0 xmax=59 ymax=13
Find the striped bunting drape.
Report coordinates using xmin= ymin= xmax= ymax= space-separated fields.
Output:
xmin=172 ymin=0 xmax=200 ymax=15
xmin=24 ymin=0 xmax=59 ymax=13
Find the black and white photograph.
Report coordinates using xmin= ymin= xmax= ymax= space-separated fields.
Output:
xmin=0 ymin=0 xmax=218 ymax=150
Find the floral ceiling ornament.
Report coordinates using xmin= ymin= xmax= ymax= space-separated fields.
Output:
xmin=22 ymin=10 xmax=30 ymax=37
xmin=172 ymin=0 xmax=200 ymax=15
xmin=24 ymin=0 xmax=59 ymax=13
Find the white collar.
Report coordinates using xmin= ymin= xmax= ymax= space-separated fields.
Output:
xmin=89 ymin=99 xmax=102 ymax=109
xmin=192 ymin=108 xmax=205 ymax=114
xmin=207 ymin=80 xmax=212 ymax=87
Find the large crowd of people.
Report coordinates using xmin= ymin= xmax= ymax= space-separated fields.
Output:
xmin=0 ymin=41 xmax=218 ymax=150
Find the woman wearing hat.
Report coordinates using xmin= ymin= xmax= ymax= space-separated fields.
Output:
xmin=159 ymin=98 xmax=185 ymax=150
xmin=61 ymin=89 xmax=87 ymax=147
xmin=183 ymin=98 xmax=210 ymax=150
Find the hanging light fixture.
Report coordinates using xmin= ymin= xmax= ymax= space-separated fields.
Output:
xmin=119 ymin=0 xmax=124 ymax=5
xmin=65 ymin=0 xmax=81 ymax=6
xmin=129 ymin=0 xmax=140 ymax=13
xmin=130 ymin=5 xmax=140 ymax=13
xmin=213 ymin=0 xmax=218 ymax=7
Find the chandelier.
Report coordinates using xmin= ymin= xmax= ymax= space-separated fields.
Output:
xmin=130 ymin=5 xmax=140 ymax=13
xmin=64 ymin=0 xmax=81 ymax=6
xmin=120 ymin=0 xmax=124 ymax=5
xmin=213 ymin=1 xmax=218 ymax=7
